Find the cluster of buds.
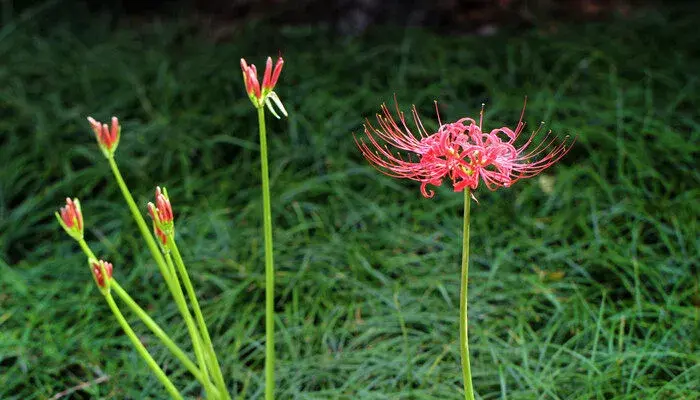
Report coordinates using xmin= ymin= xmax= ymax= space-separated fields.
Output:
xmin=147 ymin=186 xmax=174 ymax=248
xmin=90 ymin=259 xmax=114 ymax=289
xmin=87 ymin=116 xmax=121 ymax=158
xmin=240 ymin=56 xmax=288 ymax=118
xmin=56 ymin=199 xmax=116 ymax=289
xmin=56 ymin=198 xmax=84 ymax=241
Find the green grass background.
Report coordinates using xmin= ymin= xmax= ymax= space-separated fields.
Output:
xmin=1 ymin=3 xmax=698 ymax=399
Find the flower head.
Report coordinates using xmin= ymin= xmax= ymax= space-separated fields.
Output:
xmin=90 ymin=258 xmax=113 ymax=288
xmin=56 ymin=197 xmax=84 ymax=240
xmin=240 ymin=56 xmax=288 ymax=118
xmin=87 ymin=116 xmax=121 ymax=157
xmin=355 ymin=100 xmax=572 ymax=198
xmin=459 ymin=102 xmax=573 ymax=191
xmin=147 ymin=186 xmax=173 ymax=247
xmin=355 ymin=101 xmax=477 ymax=198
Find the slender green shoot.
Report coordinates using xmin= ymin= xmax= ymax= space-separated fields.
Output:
xmin=168 ymin=236 xmax=230 ymax=400
xmin=106 ymin=158 xmax=218 ymax=397
xmin=77 ymin=239 xmax=217 ymax=396
xmin=103 ymin=286 xmax=184 ymax=400
xmin=256 ymin=105 xmax=276 ymax=400
xmin=460 ymin=189 xmax=475 ymax=400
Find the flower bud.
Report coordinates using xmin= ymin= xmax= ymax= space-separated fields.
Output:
xmin=56 ymin=197 xmax=84 ymax=240
xmin=87 ymin=116 xmax=121 ymax=157
xmin=155 ymin=187 xmax=173 ymax=224
xmin=148 ymin=202 xmax=168 ymax=247
xmin=147 ymin=186 xmax=174 ymax=249
xmin=90 ymin=258 xmax=113 ymax=288
xmin=241 ymin=56 xmax=287 ymax=118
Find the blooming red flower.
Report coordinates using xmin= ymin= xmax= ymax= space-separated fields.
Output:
xmin=87 ymin=116 xmax=121 ymax=156
xmin=356 ymin=102 xmax=477 ymax=198
xmin=90 ymin=259 xmax=113 ymax=288
xmin=240 ymin=56 xmax=287 ymax=118
xmin=56 ymin=197 xmax=84 ymax=240
xmin=460 ymin=104 xmax=572 ymax=191
xmin=355 ymin=100 xmax=572 ymax=197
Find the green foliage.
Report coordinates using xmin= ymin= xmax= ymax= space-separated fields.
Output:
xmin=1 ymin=4 xmax=698 ymax=399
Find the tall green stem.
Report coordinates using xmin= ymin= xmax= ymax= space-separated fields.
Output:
xmin=168 ymin=238 xmax=229 ymax=400
xmin=103 ymin=288 xmax=183 ymax=400
xmin=112 ymin=281 xmax=218 ymax=396
xmin=164 ymin=251 xmax=218 ymax=399
xmin=106 ymin=158 xmax=218 ymax=398
xmin=77 ymin=238 xmax=217 ymax=397
xmin=256 ymin=106 xmax=276 ymax=400
xmin=460 ymin=189 xmax=475 ymax=400
xmin=107 ymin=157 xmax=171 ymax=285
xmin=78 ymin=238 xmax=96 ymax=260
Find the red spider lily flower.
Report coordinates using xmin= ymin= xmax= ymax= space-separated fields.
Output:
xmin=240 ymin=56 xmax=287 ymax=118
xmin=147 ymin=186 xmax=174 ymax=247
xmin=90 ymin=259 xmax=113 ymax=288
xmin=56 ymin=197 xmax=84 ymax=240
xmin=87 ymin=116 xmax=121 ymax=157
xmin=355 ymin=100 xmax=572 ymax=198
xmin=355 ymin=101 xmax=478 ymax=198
xmin=459 ymin=102 xmax=573 ymax=191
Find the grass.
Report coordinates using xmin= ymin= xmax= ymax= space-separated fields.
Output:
xmin=1 ymin=3 xmax=699 ymax=399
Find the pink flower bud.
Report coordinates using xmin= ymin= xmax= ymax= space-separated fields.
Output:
xmin=90 ymin=259 xmax=113 ymax=288
xmin=240 ymin=58 xmax=261 ymax=99
xmin=270 ymin=57 xmax=284 ymax=89
xmin=241 ymin=55 xmax=286 ymax=116
xmin=148 ymin=202 xmax=168 ymax=246
xmin=262 ymin=56 xmax=284 ymax=91
xmin=87 ymin=116 xmax=121 ymax=155
xmin=56 ymin=197 xmax=84 ymax=239
xmin=155 ymin=187 xmax=173 ymax=224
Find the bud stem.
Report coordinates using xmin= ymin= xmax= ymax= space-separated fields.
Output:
xmin=103 ymin=288 xmax=183 ymax=399
xmin=460 ymin=189 xmax=475 ymax=400
xmin=76 ymin=239 xmax=218 ymax=395
xmin=111 ymin=281 xmax=219 ymax=396
xmin=106 ymin=157 xmax=222 ymax=398
xmin=164 ymin=251 xmax=217 ymax=399
xmin=167 ymin=235 xmax=230 ymax=400
xmin=257 ymin=106 xmax=276 ymax=400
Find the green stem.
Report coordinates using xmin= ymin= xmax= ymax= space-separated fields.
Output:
xmin=460 ymin=189 xmax=475 ymax=400
xmin=77 ymin=238 xmax=217 ymax=397
xmin=104 ymin=159 xmax=218 ymax=398
xmin=257 ymin=106 xmax=275 ymax=400
xmin=111 ymin=281 xmax=218 ymax=395
xmin=78 ymin=238 xmax=96 ymax=260
xmin=107 ymin=157 xmax=172 ymax=285
xmin=165 ymin=251 xmax=218 ymax=399
xmin=103 ymin=288 xmax=183 ymax=400
xmin=168 ymin=238 xmax=229 ymax=400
